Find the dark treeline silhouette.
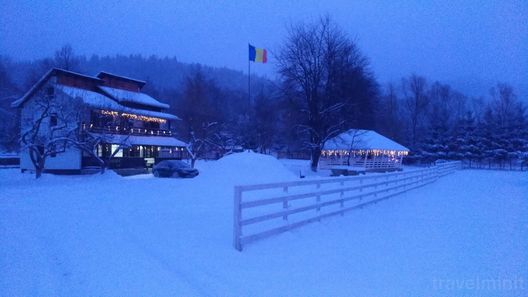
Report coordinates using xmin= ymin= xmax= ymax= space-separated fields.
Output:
xmin=1 ymin=17 xmax=527 ymax=171
xmin=377 ymin=76 xmax=528 ymax=170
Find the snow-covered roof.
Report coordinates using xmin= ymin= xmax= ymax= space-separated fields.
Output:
xmin=90 ymin=133 xmax=187 ymax=147
xmin=58 ymin=86 xmax=179 ymax=120
xmin=11 ymin=68 xmax=169 ymax=112
xmin=11 ymin=68 xmax=104 ymax=108
xmin=324 ymin=129 xmax=410 ymax=152
xmin=98 ymin=86 xmax=170 ymax=110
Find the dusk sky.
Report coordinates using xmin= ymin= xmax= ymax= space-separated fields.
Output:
xmin=1 ymin=0 xmax=527 ymax=99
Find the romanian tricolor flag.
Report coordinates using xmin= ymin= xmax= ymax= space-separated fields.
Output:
xmin=249 ymin=44 xmax=267 ymax=63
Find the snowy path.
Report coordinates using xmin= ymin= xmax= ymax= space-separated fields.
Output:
xmin=1 ymin=166 xmax=527 ymax=296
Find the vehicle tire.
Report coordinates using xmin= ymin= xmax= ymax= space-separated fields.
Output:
xmin=153 ymin=170 xmax=160 ymax=177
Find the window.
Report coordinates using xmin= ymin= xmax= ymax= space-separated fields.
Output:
xmin=111 ymin=144 xmax=123 ymax=158
xmin=50 ymin=144 xmax=56 ymax=158
xmin=50 ymin=114 xmax=58 ymax=127
xmin=47 ymin=87 xmax=54 ymax=97
xmin=96 ymin=144 xmax=103 ymax=158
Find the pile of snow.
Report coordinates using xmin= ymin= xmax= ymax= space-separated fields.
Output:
xmin=279 ymin=158 xmax=333 ymax=178
xmin=198 ymin=151 xmax=297 ymax=185
xmin=0 ymin=168 xmax=122 ymax=189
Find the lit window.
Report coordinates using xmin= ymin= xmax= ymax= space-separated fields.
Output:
xmin=111 ymin=144 xmax=123 ymax=157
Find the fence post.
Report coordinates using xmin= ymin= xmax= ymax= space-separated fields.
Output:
xmin=316 ymin=182 xmax=321 ymax=220
xmin=283 ymin=186 xmax=289 ymax=220
xmin=340 ymin=181 xmax=345 ymax=216
xmin=233 ymin=186 xmax=243 ymax=251
xmin=359 ymin=178 xmax=363 ymax=192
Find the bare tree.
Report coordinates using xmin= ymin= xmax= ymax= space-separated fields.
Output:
xmin=186 ymin=121 xmax=221 ymax=168
xmin=489 ymin=83 xmax=519 ymax=128
xmin=427 ymin=82 xmax=451 ymax=125
xmin=54 ymin=45 xmax=79 ymax=71
xmin=277 ymin=16 xmax=378 ymax=171
xmin=250 ymin=91 xmax=278 ymax=154
xmin=80 ymin=125 xmax=132 ymax=174
xmin=377 ymin=83 xmax=402 ymax=141
xmin=23 ymin=59 xmax=55 ymax=90
xmin=0 ymin=57 xmax=20 ymax=151
xmin=343 ymin=129 xmax=367 ymax=166
xmin=20 ymin=89 xmax=86 ymax=178
xmin=177 ymin=70 xmax=223 ymax=167
xmin=0 ymin=109 xmax=19 ymax=152
xmin=402 ymin=74 xmax=429 ymax=147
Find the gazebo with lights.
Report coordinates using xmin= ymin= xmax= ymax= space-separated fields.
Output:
xmin=321 ymin=129 xmax=409 ymax=172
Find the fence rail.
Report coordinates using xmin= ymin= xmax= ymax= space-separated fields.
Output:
xmin=233 ymin=161 xmax=461 ymax=251
xmin=320 ymin=159 xmax=402 ymax=170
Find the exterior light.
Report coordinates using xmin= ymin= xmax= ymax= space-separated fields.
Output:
xmin=100 ymin=110 xmax=167 ymax=124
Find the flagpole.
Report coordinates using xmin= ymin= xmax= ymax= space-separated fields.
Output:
xmin=248 ymin=55 xmax=251 ymax=107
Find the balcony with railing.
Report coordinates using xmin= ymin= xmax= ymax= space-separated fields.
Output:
xmin=82 ymin=123 xmax=175 ymax=137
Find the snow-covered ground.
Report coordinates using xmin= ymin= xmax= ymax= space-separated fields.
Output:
xmin=1 ymin=152 xmax=527 ymax=296
xmin=280 ymin=158 xmax=332 ymax=178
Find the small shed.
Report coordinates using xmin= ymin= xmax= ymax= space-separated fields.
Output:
xmin=321 ymin=129 xmax=409 ymax=172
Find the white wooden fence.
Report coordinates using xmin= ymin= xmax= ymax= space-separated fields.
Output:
xmin=233 ymin=161 xmax=461 ymax=251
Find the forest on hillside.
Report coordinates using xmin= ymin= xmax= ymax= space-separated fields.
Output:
xmin=1 ymin=17 xmax=527 ymax=170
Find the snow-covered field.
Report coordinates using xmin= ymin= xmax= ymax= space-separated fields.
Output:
xmin=1 ymin=153 xmax=527 ymax=296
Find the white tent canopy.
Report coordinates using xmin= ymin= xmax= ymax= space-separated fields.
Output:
xmin=324 ymin=129 xmax=409 ymax=152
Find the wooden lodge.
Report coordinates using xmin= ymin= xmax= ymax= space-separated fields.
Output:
xmin=12 ymin=68 xmax=187 ymax=174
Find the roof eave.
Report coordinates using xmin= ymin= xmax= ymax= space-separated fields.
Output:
xmin=96 ymin=71 xmax=147 ymax=87
xmin=11 ymin=68 xmax=54 ymax=108
xmin=120 ymin=99 xmax=170 ymax=110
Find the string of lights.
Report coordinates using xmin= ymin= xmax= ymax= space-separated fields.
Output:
xmin=100 ymin=110 xmax=167 ymax=124
xmin=321 ymin=149 xmax=409 ymax=157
